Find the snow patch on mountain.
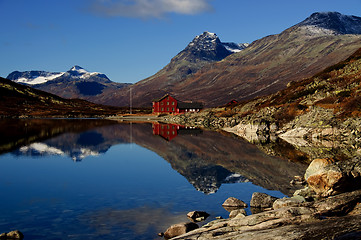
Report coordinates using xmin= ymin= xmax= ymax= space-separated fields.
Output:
xmin=68 ymin=65 xmax=102 ymax=79
xmin=223 ymin=42 xmax=249 ymax=53
xmin=16 ymin=72 xmax=65 ymax=85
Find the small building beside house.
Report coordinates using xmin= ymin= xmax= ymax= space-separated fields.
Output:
xmin=152 ymin=94 xmax=203 ymax=114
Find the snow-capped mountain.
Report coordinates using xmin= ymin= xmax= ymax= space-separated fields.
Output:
xmin=7 ymin=65 xmax=110 ymax=85
xmin=183 ymin=31 xmax=248 ymax=61
xmin=296 ymin=12 xmax=361 ymax=35
xmin=6 ymin=66 xmax=130 ymax=103
xmin=7 ymin=70 xmax=64 ymax=85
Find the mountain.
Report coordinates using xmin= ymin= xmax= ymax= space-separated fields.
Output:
xmin=296 ymin=11 xmax=361 ymax=35
xmin=7 ymin=66 xmax=131 ymax=105
xmin=106 ymin=12 xmax=361 ymax=107
xmin=0 ymin=77 xmax=125 ymax=118
xmin=7 ymin=70 xmax=65 ymax=85
xmin=96 ymin=32 xmax=248 ymax=106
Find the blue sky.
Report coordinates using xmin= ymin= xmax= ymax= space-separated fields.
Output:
xmin=1 ymin=0 xmax=361 ymax=83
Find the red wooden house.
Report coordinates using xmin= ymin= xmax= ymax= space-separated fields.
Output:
xmin=152 ymin=94 xmax=203 ymax=114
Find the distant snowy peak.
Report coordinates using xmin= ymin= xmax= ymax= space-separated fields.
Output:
xmin=7 ymin=71 xmax=65 ymax=85
xmin=297 ymin=12 xmax=361 ymax=35
xmin=66 ymin=65 xmax=105 ymax=79
xmin=7 ymin=65 xmax=109 ymax=85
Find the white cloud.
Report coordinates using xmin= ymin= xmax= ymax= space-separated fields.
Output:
xmin=89 ymin=0 xmax=213 ymax=19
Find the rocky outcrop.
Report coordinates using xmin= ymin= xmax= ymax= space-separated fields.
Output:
xmin=168 ymin=157 xmax=361 ymax=240
xmin=170 ymin=190 xmax=361 ymax=240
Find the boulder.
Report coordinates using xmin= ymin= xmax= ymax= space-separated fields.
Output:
xmin=0 ymin=230 xmax=24 ymax=239
xmin=250 ymin=192 xmax=278 ymax=208
xmin=164 ymin=222 xmax=199 ymax=239
xmin=273 ymin=196 xmax=305 ymax=210
xmin=305 ymin=157 xmax=361 ymax=197
xmin=187 ymin=211 xmax=210 ymax=222
xmin=304 ymin=158 xmax=335 ymax=180
xmin=222 ymin=197 xmax=247 ymax=208
xmin=229 ymin=209 xmax=247 ymax=218
xmin=293 ymin=187 xmax=316 ymax=201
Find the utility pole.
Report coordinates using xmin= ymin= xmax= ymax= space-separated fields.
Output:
xmin=130 ymin=86 xmax=132 ymax=115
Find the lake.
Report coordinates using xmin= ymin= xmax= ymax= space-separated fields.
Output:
xmin=0 ymin=119 xmax=307 ymax=239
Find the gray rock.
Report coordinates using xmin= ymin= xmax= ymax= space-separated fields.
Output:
xmin=187 ymin=211 xmax=210 ymax=222
xmin=229 ymin=209 xmax=247 ymax=218
xmin=273 ymin=196 xmax=305 ymax=210
xmin=293 ymin=186 xmax=316 ymax=201
xmin=250 ymin=192 xmax=278 ymax=208
xmin=164 ymin=222 xmax=199 ymax=239
xmin=222 ymin=197 xmax=247 ymax=208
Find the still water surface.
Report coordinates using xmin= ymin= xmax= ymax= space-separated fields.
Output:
xmin=0 ymin=119 xmax=306 ymax=239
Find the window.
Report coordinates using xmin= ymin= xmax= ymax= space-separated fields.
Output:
xmin=167 ymin=108 xmax=169 ymax=111
xmin=167 ymin=102 xmax=169 ymax=105
xmin=161 ymin=108 xmax=164 ymax=111
xmin=172 ymin=102 xmax=175 ymax=105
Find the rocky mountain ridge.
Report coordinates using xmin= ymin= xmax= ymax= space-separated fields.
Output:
xmin=296 ymin=11 xmax=361 ymax=35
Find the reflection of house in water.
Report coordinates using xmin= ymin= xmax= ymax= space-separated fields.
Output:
xmin=152 ymin=123 xmax=202 ymax=141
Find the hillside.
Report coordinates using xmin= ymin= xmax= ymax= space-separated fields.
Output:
xmin=107 ymin=12 xmax=361 ymax=107
xmin=83 ymin=31 xmax=247 ymax=107
xmin=166 ymin=46 xmax=361 ymax=161
xmin=234 ymin=47 xmax=361 ymax=124
xmin=0 ymin=77 xmax=126 ymax=118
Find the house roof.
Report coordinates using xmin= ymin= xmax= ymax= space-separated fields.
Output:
xmin=177 ymin=101 xmax=203 ymax=109
xmin=152 ymin=94 xmax=170 ymax=102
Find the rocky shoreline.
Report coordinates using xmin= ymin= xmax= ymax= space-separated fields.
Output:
xmin=160 ymin=110 xmax=361 ymax=239
xmin=163 ymin=107 xmax=361 ymax=161
xmin=161 ymin=157 xmax=361 ymax=240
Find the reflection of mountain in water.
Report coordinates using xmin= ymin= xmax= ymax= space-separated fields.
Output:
xmin=188 ymin=165 xmax=248 ymax=194
xmin=2 ymin=120 xmax=307 ymax=195
xmin=14 ymin=130 xmax=111 ymax=161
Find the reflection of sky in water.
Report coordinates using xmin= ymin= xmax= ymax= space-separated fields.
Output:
xmin=0 ymin=133 xmax=285 ymax=239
